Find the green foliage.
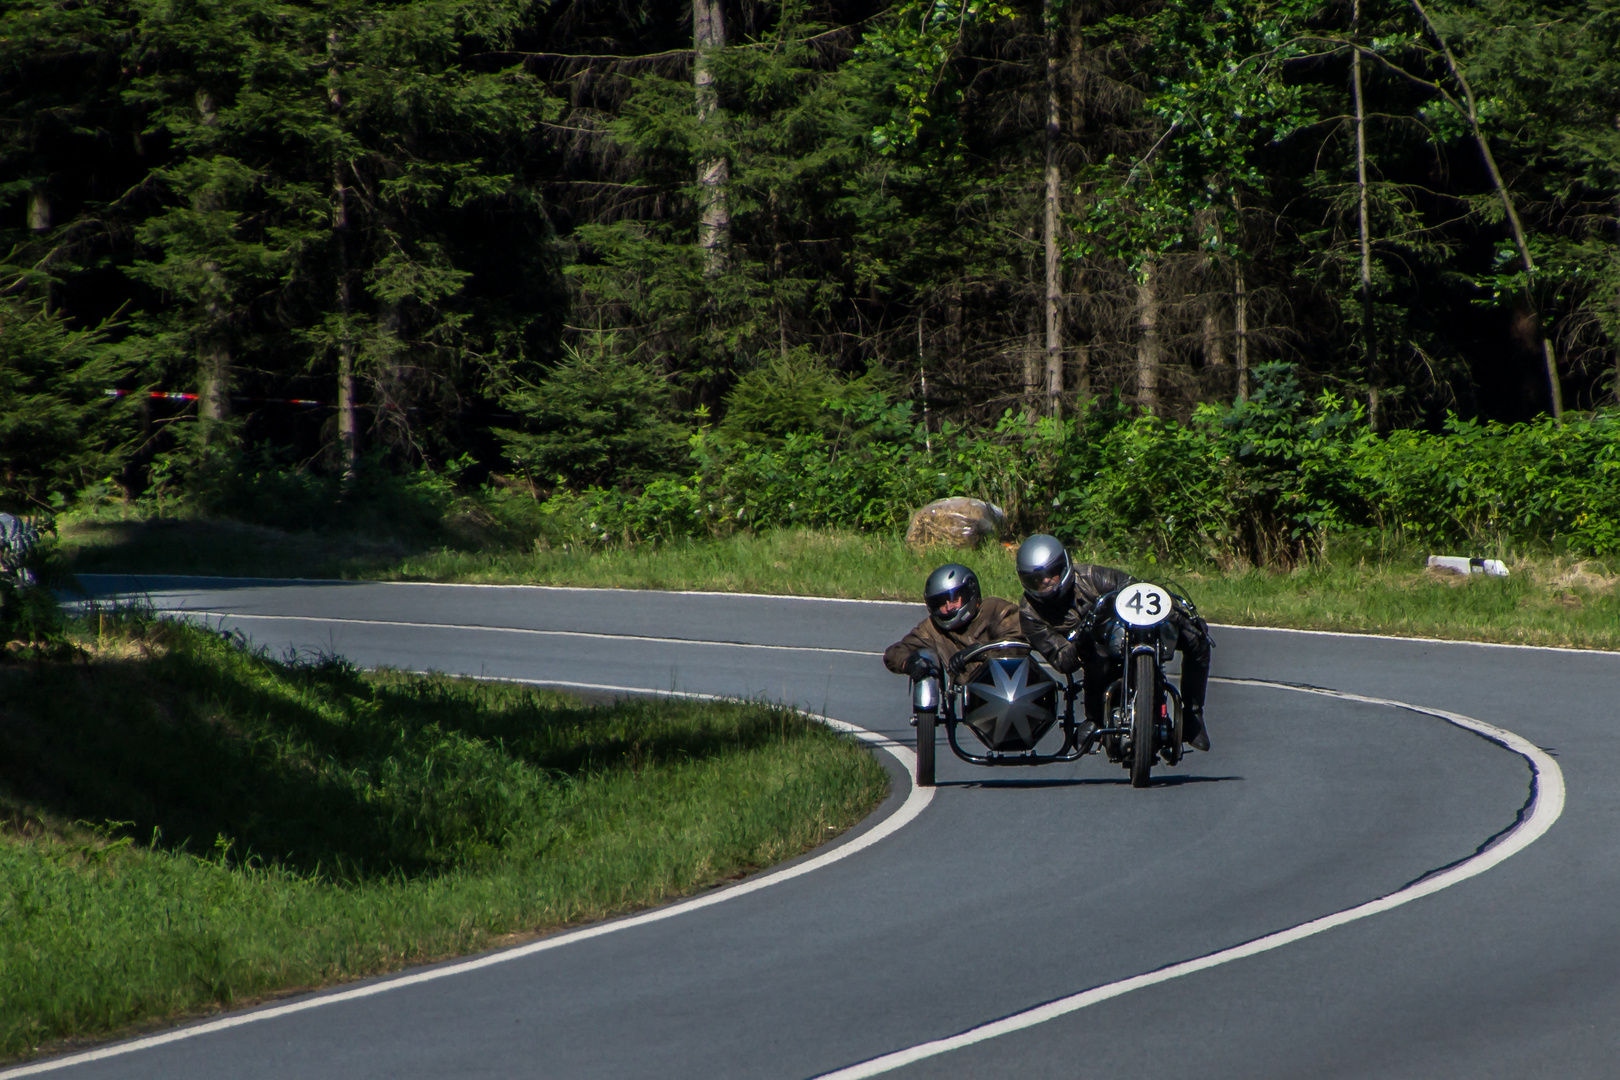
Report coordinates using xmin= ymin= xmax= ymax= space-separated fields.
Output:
xmin=0 ymin=615 xmax=886 ymax=1054
xmin=138 ymin=433 xmax=461 ymax=541
xmin=855 ymin=0 xmax=1016 ymax=157
xmin=0 ymin=521 xmax=74 ymax=652
xmin=494 ymin=346 xmax=688 ymax=490
xmin=0 ymin=291 xmax=132 ymax=513
xmin=1052 ymin=367 xmax=1620 ymax=563
xmin=525 ymin=363 xmax=1620 ymax=566
xmin=5 ymin=0 xmax=1620 ymax=550
xmin=716 ymin=353 xmax=906 ymax=446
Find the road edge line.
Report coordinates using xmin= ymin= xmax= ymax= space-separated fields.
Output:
xmin=806 ymin=678 xmax=1566 ymax=1080
xmin=78 ymin=575 xmax=1620 ymax=655
xmin=0 ymin=684 xmax=932 ymax=1078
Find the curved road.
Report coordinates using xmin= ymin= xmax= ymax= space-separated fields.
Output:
xmin=15 ymin=576 xmax=1620 ymax=1078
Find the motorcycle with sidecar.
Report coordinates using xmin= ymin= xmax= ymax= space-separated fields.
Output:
xmin=909 ymin=581 xmax=1192 ymax=789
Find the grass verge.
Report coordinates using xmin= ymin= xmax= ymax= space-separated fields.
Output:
xmin=0 ymin=615 xmax=889 ymax=1062
xmin=61 ymin=516 xmax=1620 ymax=651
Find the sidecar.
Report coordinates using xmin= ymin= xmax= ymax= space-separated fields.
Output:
xmin=909 ymin=641 xmax=1090 ymax=787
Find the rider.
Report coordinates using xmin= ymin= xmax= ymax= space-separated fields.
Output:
xmin=1015 ymin=534 xmax=1212 ymax=751
xmin=883 ymin=563 xmax=1023 ymax=683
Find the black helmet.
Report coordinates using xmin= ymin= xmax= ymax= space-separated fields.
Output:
xmin=924 ymin=563 xmax=981 ymax=633
xmin=1016 ymin=534 xmax=1073 ymax=603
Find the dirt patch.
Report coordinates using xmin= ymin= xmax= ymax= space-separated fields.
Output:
xmin=1421 ymin=565 xmax=1476 ymax=587
xmin=1529 ymin=558 xmax=1619 ymax=594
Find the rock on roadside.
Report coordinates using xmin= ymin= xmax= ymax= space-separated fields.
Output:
xmin=905 ymin=497 xmax=1005 ymax=549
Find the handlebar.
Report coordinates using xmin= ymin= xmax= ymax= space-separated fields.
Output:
xmin=947 ymin=640 xmax=1031 ymax=675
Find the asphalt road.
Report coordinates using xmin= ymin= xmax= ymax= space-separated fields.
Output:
xmin=18 ymin=576 xmax=1620 ymax=1079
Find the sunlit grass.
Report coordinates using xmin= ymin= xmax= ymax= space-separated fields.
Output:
xmin=0 ymin=616 xmax=888 ymax=1062
xmin=60 ymin=515 xmax=1620 ymax=650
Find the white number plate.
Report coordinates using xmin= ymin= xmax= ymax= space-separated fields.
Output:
xmin=1115 ymin=582 xmax=1172 ymax=627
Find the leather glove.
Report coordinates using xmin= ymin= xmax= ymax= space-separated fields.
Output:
xmin=906 ymin=654 xmax=938 ymax=680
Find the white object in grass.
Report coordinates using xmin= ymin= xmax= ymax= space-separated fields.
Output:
xmin=1428 ymin=555 xmax=1509 ymax=577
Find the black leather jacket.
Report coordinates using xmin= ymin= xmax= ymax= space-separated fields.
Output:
xmin=1018 ymin=563 xmax=1135 ymax=674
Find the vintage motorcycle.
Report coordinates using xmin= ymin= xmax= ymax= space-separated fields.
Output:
xmin=910 ymin=581 xmax=1191 ymax=789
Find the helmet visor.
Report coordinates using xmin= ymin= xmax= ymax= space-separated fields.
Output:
xmin=1018 ymin=562 xmax=1069 ymax=597
xmin=927 ymin=584 xmax=972 ymax=621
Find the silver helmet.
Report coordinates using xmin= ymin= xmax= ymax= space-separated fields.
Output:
xmin=924 ymin=563 xmax=981 ymax=633
xmin=1016 ymin=534 xmax=1073 ymax=603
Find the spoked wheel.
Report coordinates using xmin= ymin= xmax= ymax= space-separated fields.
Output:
xmin=1129 ymin=653 xmax=1158 ymax=789
xmin=1161 ymin=689 xmax=1184 ymax=767
xmin=915 ymin=711 xmax=936 ymax=787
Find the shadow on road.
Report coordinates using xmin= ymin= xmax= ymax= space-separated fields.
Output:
xmin=943 ymin=774 xmax=1243 ymax=789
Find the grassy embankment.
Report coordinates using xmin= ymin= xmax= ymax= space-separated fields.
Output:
xmin=0 ymin=616 xmax=888 ymax=1062
xmin=62 ymin=514 xmax=1620 ymax=650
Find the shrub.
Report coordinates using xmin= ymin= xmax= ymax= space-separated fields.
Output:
xmin=493 ymin=346 xmax=688 ymax=490
xmin=528 ymin=364 xmax=1620 ymax=566
xmin=0 ymin=515 xmax=73 ymax=651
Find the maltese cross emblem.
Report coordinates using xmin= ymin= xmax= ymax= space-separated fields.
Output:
xmin=964 ymin=658 xmax=1055 ymax=749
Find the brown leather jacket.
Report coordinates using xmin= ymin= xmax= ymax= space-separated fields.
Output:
xmin=1018 ymin=563 xmax=1135 ymax=674
xmin=883 ymin=596 xmax=1024 ymax=676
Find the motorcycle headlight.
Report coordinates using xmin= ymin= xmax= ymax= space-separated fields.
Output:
xmin=1107 ymin=621 xmax=1127 ymax=659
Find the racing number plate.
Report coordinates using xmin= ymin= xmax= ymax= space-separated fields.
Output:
xmin=1115 ymin=582 xmax=1172 ymax=627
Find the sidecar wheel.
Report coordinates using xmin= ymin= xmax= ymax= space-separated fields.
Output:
xmin=1129 ymin=654 xmax=1156 ymax=789
xmin=915 ymin=712 xmax=936 ymax=788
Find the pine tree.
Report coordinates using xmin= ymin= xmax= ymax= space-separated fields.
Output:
xmin=122 ymin=0 xmax=559 ymax=481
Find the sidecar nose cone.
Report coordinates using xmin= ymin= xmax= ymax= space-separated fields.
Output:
xmin=963 ymin=657 xmax=1058 ymax=752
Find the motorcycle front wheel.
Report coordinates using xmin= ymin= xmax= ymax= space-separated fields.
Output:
xmin=915 ymin=711 xmax=936 ymax=787
xmin=1129 ymin=653 xmax=1158 ymax=788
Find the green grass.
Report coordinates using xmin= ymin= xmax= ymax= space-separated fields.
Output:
xmin=60 ymin=513 xmax=1620 ymax=650
xmin=0 ymin=616 xmax=888 ymax=1062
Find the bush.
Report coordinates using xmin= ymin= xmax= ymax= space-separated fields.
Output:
xmin=493 ymin=346 xmax=688 ymax=490
xmin=140 ymin=436 xmax=460 ymax=542
xmin=527 ymin=364 xmax=1620 ymax=567
xmin=0 ymin=515 xmax=73 ymax=651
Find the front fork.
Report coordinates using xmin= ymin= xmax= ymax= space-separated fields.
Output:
xmin=1104 ymin=647 xmax=1183 ymax=764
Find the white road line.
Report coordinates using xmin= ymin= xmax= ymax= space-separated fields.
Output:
xmin=808 ymin=678 xmax=1566 ymax=1080
xmin=157 ymin=609 xmax=884 ymax=658
xmin=88 ymin=575 xmax=1620 ymax=655
xmin=0 ymin=685 xmax=931 ymax=1079
xmin=1206 ymin=621 xmax=1620 ymax=657
xmin=12 ymin=600 xmax=1572 ymax=1077
xmin=83 ymin=574 xmax=919 ymax=607
xmin=384 ymin=580 xmax=919 ymax=607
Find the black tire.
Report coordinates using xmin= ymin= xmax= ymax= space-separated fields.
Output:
xmin=915 ymin=711 xmax=936 ymax=787
xmin=1129 ymin=653 xmax=1157 ymax=789
xmin=1162 ymin=688 xmax=1184 ymax=766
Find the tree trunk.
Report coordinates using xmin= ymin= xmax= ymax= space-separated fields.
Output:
xmin=1042 ymin=0 xmax=1063 ymax=420
xmin=1202 ymin=311 xmax=1226 ymax=367
xmin=1023 ymin=339 xmax=1040 ymax=419
xmin=198 ymin=317 xmax=232 ymax=429
xmin=1136 ymin=266 xmax=1160 ymax=415
xmin=1067 ymin=14 xmax=1091 ymax=420
xmin=1407 ymin=0 xmax=1561 ymax=418
xmin=918 ymin=319 xmax=932 ymax=454
xmin=193 ymin=88 xmax=230 ymax=439
xmin=1352 ymin=0 xmax=1380 ymax=430
xmin=27 ymin=189 xmax=49 ymax=234
xmin=1234 ymin=257 xmax=1250 ymax=402
xmin=329 ymin=28 xmax=359 ymax=483
xmin=693 ymin=0 xmax=731 ymax=276
xmin=27 ymin=189 xmax=53 ymax=312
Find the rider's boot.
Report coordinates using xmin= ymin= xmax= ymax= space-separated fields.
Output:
xmin=1184 ymin=704 xmax=1210 ymax=752
xmin=1075 ymin=718 xmax=1099 ymax=753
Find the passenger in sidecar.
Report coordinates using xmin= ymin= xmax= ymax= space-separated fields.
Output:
xmin=881 ymin=563 xmax=1022 ymax=682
